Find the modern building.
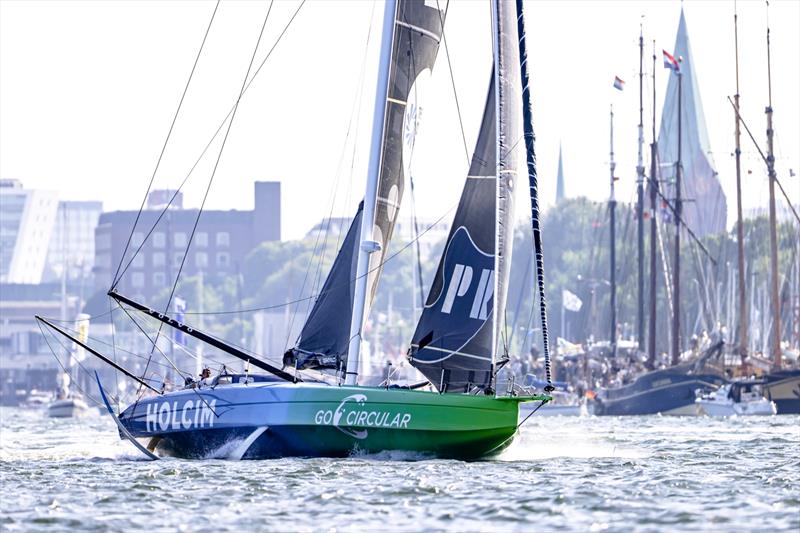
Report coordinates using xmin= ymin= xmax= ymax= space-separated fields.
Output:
xmin=0 ymin=179 xmax=59 ymax=284
xmin=93 ymin=181 xmax=281 ymax=301
xmin=44 ymin=200 xmax=103 ymax=283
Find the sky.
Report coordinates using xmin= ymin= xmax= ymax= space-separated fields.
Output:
xmin=1 ymin=0 xmax=798 ymax=241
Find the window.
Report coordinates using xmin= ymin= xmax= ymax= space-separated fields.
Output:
xmin=216 ymin=232 xmax=230 ymax=247
xmin=174 ymin=232 xmax=187 ymax=248
xmin=132 ymin=232 xmax=145 ymax=247
xmin=153 ymin=272 xmax=166 ymax=287
xmin=96 ymin=232 xmax=111 ymax=251
xmin=173 ymin=252 xmax=184 ymax=268
xmin=153 ymin=232 xmax=166 ymax=248
xmin=196 ymin=232 xmax=208 ymax=247
xmin=152 ymin=252 xmax=165 ymax=267
xmin=195 ymin=252 xmax=208 ymax=269
xmin=132 ymin=254 xmax=144 ymax=268
xmin=131 ymin=272 xmax=145 ymax=288
xmin=216 ymin=252 xmax=230 ymax=268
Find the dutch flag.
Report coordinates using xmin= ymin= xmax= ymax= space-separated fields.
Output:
xmin=613 ymin=76 xmax=625 ymax=91
xmin=663 ymin=49 xmax=680 ymax=72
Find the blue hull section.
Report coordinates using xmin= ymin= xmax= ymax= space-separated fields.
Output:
xmin=594 ymin=367 xmax=726 ymax=416
xmin=114 ymin=381 xmax=525 ymax=460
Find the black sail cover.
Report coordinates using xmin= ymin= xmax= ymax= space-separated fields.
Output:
xmin=409 ymin=1 xmax=521 ymax=392
xmin=289 ymin=1 xmax=446 ymax=370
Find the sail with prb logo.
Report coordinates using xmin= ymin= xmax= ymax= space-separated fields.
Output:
xmin=409 ymin=0 xmax=521 ymax=392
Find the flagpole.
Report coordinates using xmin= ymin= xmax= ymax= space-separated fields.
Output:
xmin=636 ymin=22 xmax=646 ymax=355
xmin=609 ymin=104 xmax=617 ymax=355
xmin=733 ymin=5 xmax=748 ymax=365
xmin=647 ymin=40 xmax=658 ymax=369
xmin=765 ymin=3 xmax=781 ymax=369
xmin=671 ymin=58 xmax=683 ymax=366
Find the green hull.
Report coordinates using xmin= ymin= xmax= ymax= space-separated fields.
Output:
xmin=120 ymin=383 xmax=550 ymax=460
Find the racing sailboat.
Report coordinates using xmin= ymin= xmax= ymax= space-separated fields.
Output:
xmin=37 ymin=0 xmax=551 ymax=460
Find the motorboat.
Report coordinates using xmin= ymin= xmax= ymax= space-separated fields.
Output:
xmin=695 ymin=381 xmax=776 ymax=417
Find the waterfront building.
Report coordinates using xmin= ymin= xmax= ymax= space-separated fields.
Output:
xmin=0 ymin=179 xmax=59 ymax=284
xmin=93 ymin=181 xmax=281 ymax=301
xmin=44 ymin=200 xmax=103 ymax=283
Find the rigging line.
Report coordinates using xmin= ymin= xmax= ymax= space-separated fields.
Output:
xmin=36 ymin=322 xmax=104 ymax=407
xmin=404 ymin=20 xmax=427 ymax=314
xmin=44 ymin=317 xmax=182 ymax=372
xmin=435 ymin=0 xmax=469 ymax=166
xmin=130 ymin=2 xmax=276 ymax=409
xmin=108 ymin=296 xmax=120 ymax=411
xmin=409 ymin=176 xmax=426 ymax=309
xmin=154 ymin=0 xmax=275 ymax=362
xmin=42 ymin=307 xmax=115 ymax=323
xmin=517 ymin=399 xmax=548 ymax=429
xmin=113 ymin=0 xmax=308 ymax=285
xmin=302 ymin=0 xmax=377 ymax=325
xmin=644 ymin=171 xmax=717 ymax=265
xmin=111 ymin=0 xmax=221 ymax=289
xmin=182 ymin=202 xmax=458 ymax=316
xmin=118 ymin=303 xmax=219 ymax=416
xmin=118 ymin=304 xmax=192 ymax=379
xmin=116 ymin=296 xmax=292 ymax=368
xmin=726 ymin=97 xmax=800 ymax=225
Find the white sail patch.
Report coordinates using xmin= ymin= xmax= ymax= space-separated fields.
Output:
xmin=441 ymin=263 xmax=494 ymax=321
xmin=401 ymin=68 xmax=431 ymax=182
xmin=145 ymin=399 xmax=217 ymax=432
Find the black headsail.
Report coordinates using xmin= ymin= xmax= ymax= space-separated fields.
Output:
xmin=290 ymin=0 xmax=447 ymax=371
xmin=288 ymin=203 xmax=363 ymax=369
xmin=409 ymin=0 xmax=521 ymax=392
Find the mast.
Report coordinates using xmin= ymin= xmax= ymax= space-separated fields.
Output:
xmin=671 ymin=58 xmax=683 ymax=366
xmin=345 ymin=0 xmax=398 ymax=385
xmin=609 ymin=105 xmax=617 ymax=353
xmin=765 ymin=7 xmax=781 ymax=368
xmin=647 ymin=40 xmax=658 ymax=369
xmin=733 ymin=7 xmax=748 ymax=364
xmin=636 ymin=24 xmax=645 ymax=353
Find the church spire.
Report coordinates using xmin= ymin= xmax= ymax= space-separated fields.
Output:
xmin=556 ymin=143 xmax=565 ymax=203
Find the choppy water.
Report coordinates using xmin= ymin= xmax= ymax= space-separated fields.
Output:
xmin=1 ymin=407 xmax=797 ymax=532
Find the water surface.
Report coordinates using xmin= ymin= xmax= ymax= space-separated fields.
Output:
xmin=1 ymin=407 xmax=797 ymax=531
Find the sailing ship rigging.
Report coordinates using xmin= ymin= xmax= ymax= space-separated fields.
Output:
xmin=36 ymin=0 xmax=554 ymax=459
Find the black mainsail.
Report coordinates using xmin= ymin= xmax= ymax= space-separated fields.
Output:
xmin=290 ymin=0 xmax=446 ymax=372
xmin=409 ymin=0 xmax=521 ymax=392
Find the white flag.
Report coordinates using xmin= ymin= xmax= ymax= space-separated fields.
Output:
xmin=562 ymin=289 xmax=583 ymax=312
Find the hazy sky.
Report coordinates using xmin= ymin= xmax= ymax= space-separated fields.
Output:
xmin=2 ymin=0 xmax=798 ymax=241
